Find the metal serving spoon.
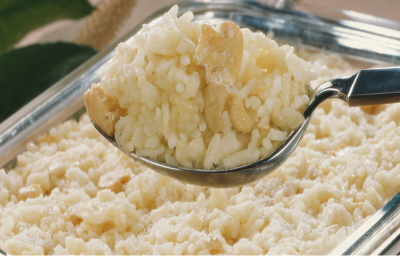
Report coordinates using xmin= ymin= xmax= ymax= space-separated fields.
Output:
xmin=92 ymin=66 xmax=400 ymax=188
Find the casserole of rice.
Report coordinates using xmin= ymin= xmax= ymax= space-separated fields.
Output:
xmin=1 ymin=4 xmax=400 ymax=255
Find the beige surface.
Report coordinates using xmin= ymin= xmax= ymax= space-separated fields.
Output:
xmin=302 ymin=0 xmax=400 ymax=22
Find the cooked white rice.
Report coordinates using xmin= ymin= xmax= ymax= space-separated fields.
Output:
xmin=2 ymin=41 xmax=400 ymax=254
xmin=88 ymin=5 xmax=316 ymax=169
xmin=2 ymin=5 xmax=400 ymax=255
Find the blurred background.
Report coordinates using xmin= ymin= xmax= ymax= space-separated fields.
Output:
xmin=15 ymin=0 xmax=400 ymax=48
xmin=1 ymin=0 xmax=400 ymax=123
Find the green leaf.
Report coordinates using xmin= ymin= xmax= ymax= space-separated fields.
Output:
xmin=0 ymin=42 xmax=97 ymax=122
xmin=0 ymin=0 xmax=94 ymax=53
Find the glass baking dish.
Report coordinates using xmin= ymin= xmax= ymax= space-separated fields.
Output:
xmin=1 ymin=0 xmax=400 ymax=254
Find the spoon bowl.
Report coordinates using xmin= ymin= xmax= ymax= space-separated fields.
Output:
xmin=92 ymin=66 xmax=400 ymax=187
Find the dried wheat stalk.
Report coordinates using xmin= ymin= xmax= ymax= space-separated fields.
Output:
xmin=75 ymin=0 xmax=137 ymax=51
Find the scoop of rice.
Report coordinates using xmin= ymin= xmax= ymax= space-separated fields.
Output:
xmin=85 ymin=5 xmax=316 ymax=169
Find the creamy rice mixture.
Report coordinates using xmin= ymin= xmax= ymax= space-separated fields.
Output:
xmin=2 ymin=6 xmax=400 ymax=256
xmin=1 ymin=47 xmax=400 ymax=254
xmin=85 ymin=6 xmax=315 ymax=169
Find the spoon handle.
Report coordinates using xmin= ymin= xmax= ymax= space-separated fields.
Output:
xmin=341 ymin=67 xmax=400 ymax=106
